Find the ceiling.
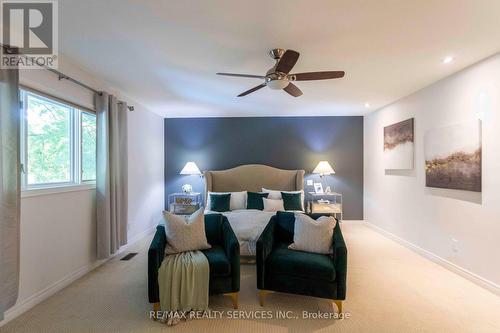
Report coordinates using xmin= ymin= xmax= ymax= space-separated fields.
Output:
xmin=59 ymin=0 xmax=500 ymax=117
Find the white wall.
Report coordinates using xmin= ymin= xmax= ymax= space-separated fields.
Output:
xmin=1 ymin=55 xmax=164 ymax=325
xmin=127 ymin=104 xmax=165 ymax=238
xmin=364 ymin=53 xmax=500 ymax=290
xmin=18 ymin=190 xmax=96 ymax=303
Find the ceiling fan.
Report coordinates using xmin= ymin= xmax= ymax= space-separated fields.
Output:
xmin=217 ymin=48 xmax=345 ymax=97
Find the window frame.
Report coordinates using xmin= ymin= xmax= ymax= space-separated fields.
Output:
xmin=80 ymin=110 xmax=98 ymax=183
xmin=20 ymin=88 xmax=97 ymax=195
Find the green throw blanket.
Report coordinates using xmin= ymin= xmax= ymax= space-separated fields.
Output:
xmin=158 ymin=250 xmax=210 ymax=312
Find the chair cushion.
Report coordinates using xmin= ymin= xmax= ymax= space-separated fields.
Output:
xmin=266 ymin=243 xmax=335 ymax=282
xmin=202 ymin=245 xmax=231 ymax=277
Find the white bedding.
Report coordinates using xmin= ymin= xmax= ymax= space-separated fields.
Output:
xmin=204 ymin=209 xmax=275 ymax=255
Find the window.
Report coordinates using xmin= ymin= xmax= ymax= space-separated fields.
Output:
xmin=81 ymin=112 xmax=97 ymax=181
xmin=20 ymin=90 xmax=97 ymax=190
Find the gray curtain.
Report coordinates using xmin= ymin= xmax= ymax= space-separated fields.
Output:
xmin=96 ymin=93 xmax=128 ymax=259
xmin=0 ymin=53 xmax=20 ymax=320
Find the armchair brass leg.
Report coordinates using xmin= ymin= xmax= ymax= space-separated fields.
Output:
xmin=152 ymin=302 xmax=160 ymax=320
xmin=332 ymin=300 xmax=343 ymax=314
xmin=224 ymin=292 xmax=239 ymax=309
xmin=259 ymin=290 xmax=272 ymax=307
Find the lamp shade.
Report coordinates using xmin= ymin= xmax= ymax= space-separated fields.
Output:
xmin=312 ymin=161 xmax=335 ymax=175
xmin=180 ymin=162 xmax=201 ymax=175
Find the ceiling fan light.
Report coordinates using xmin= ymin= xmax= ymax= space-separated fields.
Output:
xmin=217 ymin=49 xmax=345 ymax=97
xmin=267 ymin=79 xmax=289 ymax=90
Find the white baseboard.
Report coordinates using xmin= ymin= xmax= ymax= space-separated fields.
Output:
xmin=365 ymin=221 xmax=500 ymax=296
xmin=0 ymin=224 xmax=157 ymax=328
xmin=1 ymin=259 xmax=105 ymax=327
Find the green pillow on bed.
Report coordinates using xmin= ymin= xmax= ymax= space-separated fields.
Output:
xmin=281 ymin=192 xmax=303 ymax=211
xmin=209 ymin=193 xmax=231 ymax=212
xmin=247 ymin=192 xmax=269 ymax=210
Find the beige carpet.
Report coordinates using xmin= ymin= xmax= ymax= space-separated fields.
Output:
xmin=2 ymin=221 xmax=500 ymax=333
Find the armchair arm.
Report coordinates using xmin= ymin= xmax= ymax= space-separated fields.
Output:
xmin=221 ymin=218 xmax=240 ymax=292
xmin=256 ymin=216 xmax=276 ymax=290
xmin=148 ymin=225 xmax=167 ymax=303
xmin=331 ymin=220 xmax=348 ymax=300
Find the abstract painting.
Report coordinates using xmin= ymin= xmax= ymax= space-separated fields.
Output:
xmin=384 ymin=118 xmax=414 ymax=169
xmin=424 ymin=120 xmax=482 ymax=192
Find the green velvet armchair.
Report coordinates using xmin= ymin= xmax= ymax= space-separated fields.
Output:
xmin=256 ymin=211 xmax=347 ymax=313
xmin=148 ymin=213 xmax=240 ymax=311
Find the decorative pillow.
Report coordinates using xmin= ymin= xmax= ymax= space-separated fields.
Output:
xmin=263 ymin=198 xmax=285 ymax=212
xmin=206 ymin=191 xmax=247 ymax=210
xmin=247 ymin=192 xmax=269 ymax=210
xmin=262 ymin=188 xmax=305 ymax=211
xmin=281 ymin=192 xmax=303 ymax=211
xmin=288 ymin=213 xmax=337 ymax=254
xmin=261 ymin=188 xmax=282 ymax=200
xmin=209 ymin=193 xmax=231 ymax=212
xmin=163 ymin=208 xmax=211 ymax=254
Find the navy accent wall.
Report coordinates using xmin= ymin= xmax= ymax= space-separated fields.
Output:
xmin=165 ymin=117 xmax=363 ymax=220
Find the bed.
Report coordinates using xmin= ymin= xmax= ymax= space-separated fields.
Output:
xmin=204 ymin=164 xmax=305 ymax=256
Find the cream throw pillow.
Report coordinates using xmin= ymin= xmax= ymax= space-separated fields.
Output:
xmin=262 ymin=198 xmax=285 ymax=212
xmin=288 ymin=213 xmax=337 ymax=254
xmin=163 ymin=208 xmax=211 ymax=254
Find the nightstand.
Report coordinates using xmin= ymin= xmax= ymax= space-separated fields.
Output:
xmin=168 ymin=192 xmax=202 ymax=215
xmin=308 ymin=192 xmax=343 ymax=221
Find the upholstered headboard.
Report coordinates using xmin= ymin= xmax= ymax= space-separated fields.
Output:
xmin=204 ymin=164 xmax=305 ymax=201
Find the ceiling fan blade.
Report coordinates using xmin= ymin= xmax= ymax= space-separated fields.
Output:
xmin=275 ymin=49 xmax=300 ymax=74
xmin=237 ymin=83 xmax=267 ymax=97
xmin=217 ymin=72 xmax=265 ymax=79
xmin=291 ymin=71 xmax=345 ymax=81
xmin=283 ymin=82 xmax=303 ymax=97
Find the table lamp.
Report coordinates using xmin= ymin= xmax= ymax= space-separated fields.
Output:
xmin=313 ymin=161 xmax=335 ymax=177
xmin=312 ymin=161 xmax=335 ymax=194
xmin=180 ymin=162 xmax=202 ymax=193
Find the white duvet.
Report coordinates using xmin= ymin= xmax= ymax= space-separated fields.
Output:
xmin=204 ymin=209 xmax=275 ymax=253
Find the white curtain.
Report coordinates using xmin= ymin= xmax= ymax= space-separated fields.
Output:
xmin=96 ymin=93 xmax=128 ymax=259
xmin=0 ymin=54 xmax=20 ymax=320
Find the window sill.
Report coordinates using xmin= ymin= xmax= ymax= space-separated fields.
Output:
xmin=21 ymin=183 xmax=96 ymax=198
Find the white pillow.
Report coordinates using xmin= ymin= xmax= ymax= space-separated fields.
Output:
xmin=163 ymin=208 xmax=211 ymax=254
xmin=206 ymin=191 xmax=247 ymax=210
xmin=262 ymin=188 xmax=305 ymax=211
xmin=262 ymin=198 xmax=285 ymax=212
xmin=288 ymin=213 xmax=337 ymax=254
